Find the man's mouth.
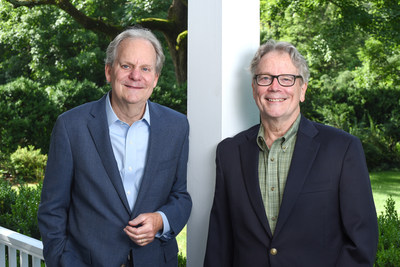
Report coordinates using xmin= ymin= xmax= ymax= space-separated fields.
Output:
xmin=267 ymin=98 xmax=285 ymax=102
xmin=124 ymin=84 xmax=142 ymax=89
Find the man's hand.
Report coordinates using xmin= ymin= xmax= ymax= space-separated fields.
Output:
xmin=124 ymin=212 xmax=163 ymax=246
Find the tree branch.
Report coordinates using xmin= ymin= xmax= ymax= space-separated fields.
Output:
xmin=7 ymin=0 xmax=55 ymax=8
xmin=139 ymin=18 xmax=174 ymax=33
xmin=7 ymin=0 xmax=122 ymax=38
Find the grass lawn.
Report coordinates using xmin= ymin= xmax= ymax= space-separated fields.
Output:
xmin=370 ymin=170 xmax=400 ymax=215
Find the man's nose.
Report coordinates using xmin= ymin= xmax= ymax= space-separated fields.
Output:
xmin=129 ymin=68 xmax=141 ymax=80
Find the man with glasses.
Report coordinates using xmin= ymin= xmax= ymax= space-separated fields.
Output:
xmin=204 ymin=40 xmax=378 ymax=266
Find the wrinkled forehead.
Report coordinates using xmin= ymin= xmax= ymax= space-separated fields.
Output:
xmin=116 ymin=38 xmax=157 ymax=61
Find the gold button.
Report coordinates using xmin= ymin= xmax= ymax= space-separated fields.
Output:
xmin=270 ymin=248 xmax=278 ymax=255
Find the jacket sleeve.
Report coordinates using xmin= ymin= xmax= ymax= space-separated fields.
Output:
xmin=204 ymin=143 xmax=234 ymax=267
xmin=157 ymin=119 xmax=192 ymax=239
xmin=38 ymin=116 xmax=73 ymax=267
xmin=336 ymin=136 xmax=379 ymax=266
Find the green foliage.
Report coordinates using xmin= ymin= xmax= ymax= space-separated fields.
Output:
xmin=375 ymin=196 xmax=400 ymax=266
xmin=0 ymin=179 xmax=17 ymax=216
xmin=178 ymin=253 xmax=186 ymax=267
xmin=355 ymin=38 xmax=400 ymax=89
xmin=122 ymin=0 xmax=170 ymax=27
xmin=151 ymin=83 xmax=187 ymax=114
xmin=0 ymin=1 xmax=32 ymax=84
xmin=0 ymin=77 xmax=59 ymax=155
xmin=302 ymin=85 xmax=400 ymax=170
xmin=0 ymin=0 xmax=109 ymax=86
xmin=9 ymin=146 xmax=47 ymax=183
xmin=0 ymin=182 xmax=42 ymax=239
xmin=47 ymin=79 xmax=108 ymax=113
xmin=260 ymin=0 xmax=367 ymax=77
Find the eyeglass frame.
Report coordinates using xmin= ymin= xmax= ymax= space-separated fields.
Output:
xmin=253 ymin=74 xmax=303 ymax=87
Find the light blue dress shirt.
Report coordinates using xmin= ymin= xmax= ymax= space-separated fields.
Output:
xmin=105 ymin=92 xmax=170 ymax=237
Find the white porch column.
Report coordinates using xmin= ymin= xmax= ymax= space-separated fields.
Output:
xmin=187 ymin=1 xmax=260 ymax=266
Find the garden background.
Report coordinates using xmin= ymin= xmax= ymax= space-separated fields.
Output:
xmin=0 ymin=0 xmax=399 ymax=265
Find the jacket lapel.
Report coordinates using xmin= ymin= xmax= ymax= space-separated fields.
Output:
xmin=87 ymin=95 xmax=131 ymax=215
xmin=273 ymin=116 xmax=320 ymax=237
xmin=239 ymin=125 xmax=273 ymax=238
xmin=131 ymin=102 xmax=162 ymax=218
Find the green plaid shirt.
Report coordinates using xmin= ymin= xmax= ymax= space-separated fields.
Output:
xmin=257 ymin=115 xmax=300 ymax=234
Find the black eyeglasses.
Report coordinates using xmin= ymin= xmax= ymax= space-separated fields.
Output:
xmin=254 ymin=74 xmax=303 ymax=87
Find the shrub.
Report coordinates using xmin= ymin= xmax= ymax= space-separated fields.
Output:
xmin=375 ymin=196 xmax=400 ymax=266
xmin=151 ymin=83 xmax=187 ymax=114
xmin=47 ymin=79 xmax=107 ymax=114
xmin=0 ymin=77 xmax=59 ymax=155
xmin=9 ymin=146 xmax=47 ymax=183
xmin=178 ymin=252 xmax=186 ymax=267
xmin=0 ymin=181 xmax=42 ymax=239
xmin=0 ymin=180 xmax=17 ymax=218
xmin=302 ymin=85 xmax=400 ymax=171
xmin=0 ymin=183 xmax=42 ymax=240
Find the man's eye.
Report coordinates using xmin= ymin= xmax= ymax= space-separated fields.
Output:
xmin=121 ymin=65 xmax=130 ymax=69
xmin=281 ymin=77 xmax=294 ymax=82
xmin=142 ymin=67 xmax=151 ymax=72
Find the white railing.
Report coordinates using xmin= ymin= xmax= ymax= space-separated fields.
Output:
xmin=0 ymin=227 xmax=45 ymax=267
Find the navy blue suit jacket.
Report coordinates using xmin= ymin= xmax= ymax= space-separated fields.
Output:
xmin=38 ymin=94 xmax=192 ymax=267
xmin=204 ymin=115 xmax=378 ymax=266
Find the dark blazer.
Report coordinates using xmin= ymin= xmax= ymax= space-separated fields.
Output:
xmin=38 ymin=93 xmax=192 ymax=267
xmin=204 ymin=115 xmax=378 ymax=267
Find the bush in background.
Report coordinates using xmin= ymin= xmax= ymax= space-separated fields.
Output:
xmin=0 ymin=181 xmax=42 ymax=240
xmin=302 ymin=84 xmax=400 ymax=171
xmin=375 ymin=196 xmax=400 ymax=266
xmin=0 ymin=180 xmax=17 ymax=217
xmin=47 ymin=79 xmax=107 ymax=114
xmin=8 ymin=146 xmax=47 ymax=183
xmin=0 ymin=77 xmax=58 ymax=155
xmin=178 ymin=253 xmax=186 ymax=267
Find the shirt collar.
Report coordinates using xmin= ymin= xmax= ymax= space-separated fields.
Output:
xmin=105 ymin=91 xmax=150 ymax=127
xmin=257 ymin=114 xmax=301 ymax=151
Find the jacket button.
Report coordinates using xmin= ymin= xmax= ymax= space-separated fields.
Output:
xmin=270 ymin=248 xmax=278 ymax=255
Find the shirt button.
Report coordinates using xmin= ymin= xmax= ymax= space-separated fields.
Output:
xmin=128 ymin=166 xmax=133 ymax=171
xmin=270 ymin=248 xmax=278 ymax=255
xmin=270 ymin=157 xmax=275 ymax=162
xmin=271 ymin=216 xmax=277 ymax=221
xmin=127 ymin=191 xmax=131 ymax=195
xmin=271 ymin=187 xmax=275 ymax=191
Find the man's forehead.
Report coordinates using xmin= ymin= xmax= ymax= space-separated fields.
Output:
xmin=257 ymin=51 xmax=297 ymax=72
xmin=116 ymin=39 xmax=157 ymax=62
